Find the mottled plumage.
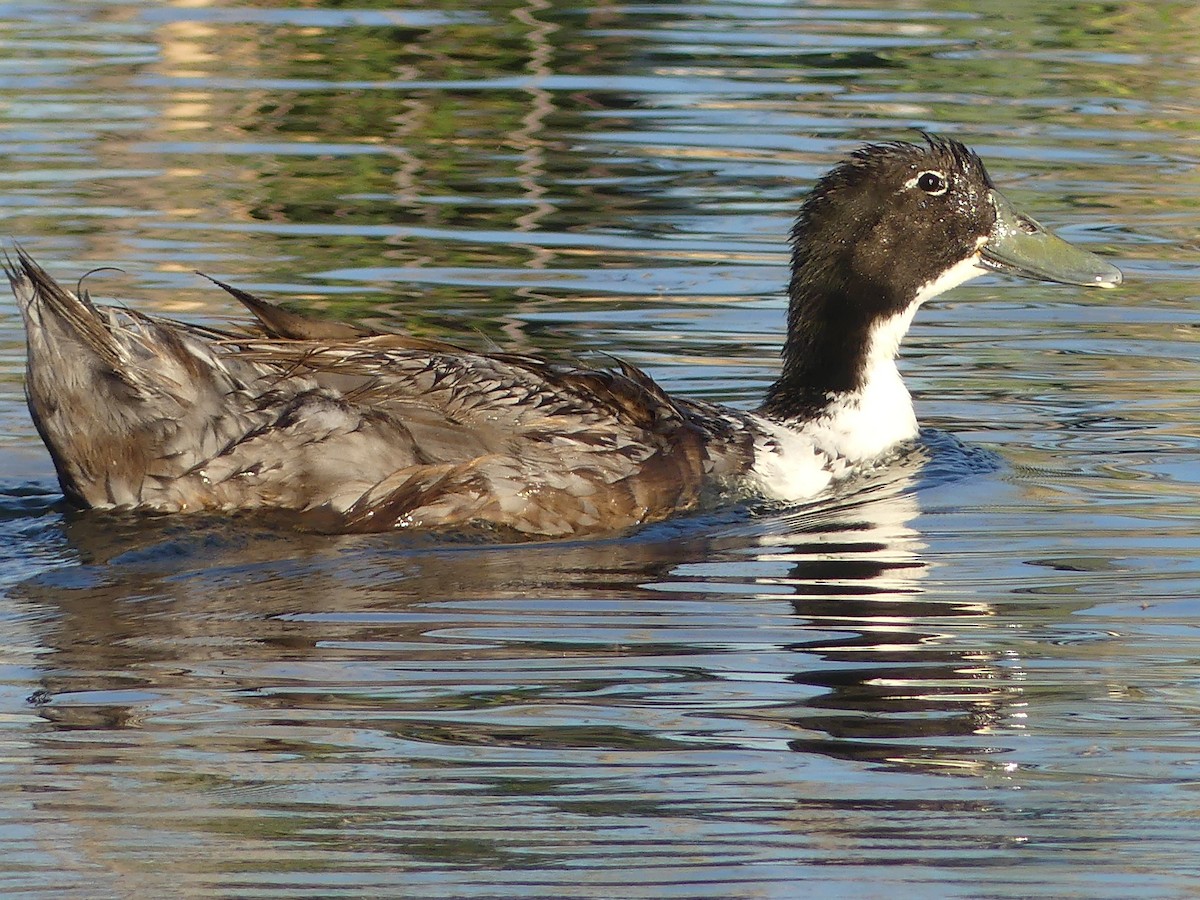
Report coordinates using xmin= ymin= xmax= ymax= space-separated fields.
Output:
xmin=12 ymin=252 xmax=754 ymax=535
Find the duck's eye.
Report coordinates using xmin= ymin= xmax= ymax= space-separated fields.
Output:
xmin=916 ymin=171 xmax=948 ymax=195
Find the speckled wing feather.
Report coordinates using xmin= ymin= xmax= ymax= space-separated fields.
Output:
xmin=206 ymin=335 xmax=751 ymax=535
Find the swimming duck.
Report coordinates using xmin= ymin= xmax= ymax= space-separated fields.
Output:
xmin=10 ymin=137 xmax=1121 ymax=537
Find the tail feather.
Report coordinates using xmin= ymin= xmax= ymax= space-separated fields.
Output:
xmin=10 ymin=250 xmax=268 ymax=509
xmin=6 ymin=247 xmax=127 ymax=374
xmin=198 ymin=273 xmax=368 ymax=341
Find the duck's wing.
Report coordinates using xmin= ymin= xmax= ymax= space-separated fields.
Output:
xmin=201 ymin=274 xmax=370 ymax=341
xmin=193 ymin=335 xmax=756 ymax=535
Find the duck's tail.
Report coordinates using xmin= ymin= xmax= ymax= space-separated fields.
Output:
xmin=8 ymin=250 xmax=260 ymax=509
xmin=8 ymin=250 xmax=135 ymax=505
xmin=8 ymin=249 xmax=128 ymax=371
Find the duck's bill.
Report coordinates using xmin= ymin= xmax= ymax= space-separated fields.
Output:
xmin=981 ymin=189 xmax=1122 ymax=288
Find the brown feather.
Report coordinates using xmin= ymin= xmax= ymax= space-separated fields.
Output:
xmin=12 ymin=258 xmax=757 ymax=537
xmin=200 ymin=274 xmax=370 ymax=340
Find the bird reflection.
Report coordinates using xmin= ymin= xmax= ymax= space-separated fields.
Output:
xmin=12 ymin=436 xmax=1018 ymax=776
xmin=752 ymin=480 xmax=1013 ymax=769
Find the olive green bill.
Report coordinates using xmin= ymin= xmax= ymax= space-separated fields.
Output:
xmin=981 ymin=190 xmax=1122 ymax=288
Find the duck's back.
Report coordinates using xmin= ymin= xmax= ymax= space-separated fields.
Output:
xmin=10 ymin=253 xmax=753 ymax=536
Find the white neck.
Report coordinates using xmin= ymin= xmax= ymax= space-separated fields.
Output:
xmin=814 ymin=254 xmax=988 ymax=460
xmin=809 ymin=312 xmax=919 ymax=463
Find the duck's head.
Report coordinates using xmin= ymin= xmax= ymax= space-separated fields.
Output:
xmin=765 ymin=135 xmax=1122 ymax=419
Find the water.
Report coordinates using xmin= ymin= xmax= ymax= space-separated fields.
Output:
xmin=1 ymin=0 xmax=1198 ymax=896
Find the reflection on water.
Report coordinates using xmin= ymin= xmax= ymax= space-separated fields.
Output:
xmin=2 ymin=0 xmax=1200 ymax=896
xmin=10 ymin=436 xmax=1195 ymax=896
xmin=15 ymin=456 xmax=984 ymax=888
xmin=24 ymin=462 xmax=948 ymax=762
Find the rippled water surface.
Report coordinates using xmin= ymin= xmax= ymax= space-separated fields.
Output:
xmin=1 ymin=1 xmax=1198 ymax=896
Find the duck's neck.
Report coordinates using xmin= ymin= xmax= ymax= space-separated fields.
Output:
xmin=760 ymin=250 xmax=915 ymax=415
xmin=760 ymin=293 xmax=919 ymax=460
xmin=754 ymin=223 xmax=935 ymax=461
xmin=759 ymin=251 xmax=984 ymax=441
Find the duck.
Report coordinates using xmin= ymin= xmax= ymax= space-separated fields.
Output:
xmin=10 ymin=136 xmax=1121 ymax=538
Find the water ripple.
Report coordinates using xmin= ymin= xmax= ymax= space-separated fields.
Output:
xmin=0 ymin=0 xmax=1197 ymax=896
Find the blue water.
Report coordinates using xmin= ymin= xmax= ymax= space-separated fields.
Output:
xmin=1 ymin=1 xmax=1198 ymax=897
